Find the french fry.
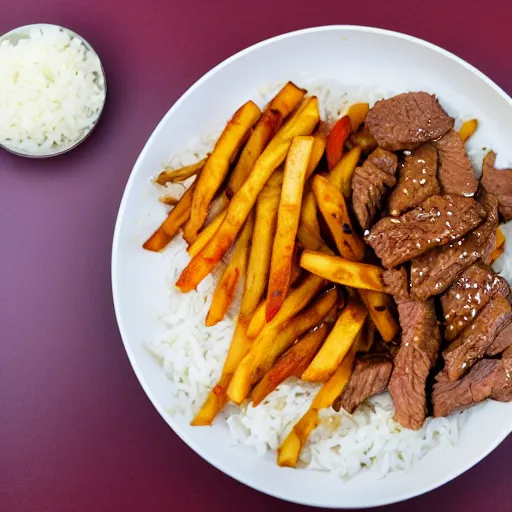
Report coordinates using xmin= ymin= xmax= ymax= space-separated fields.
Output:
xmin=304 ymin=132 xmax=327 ymax=180
xmin=158 ymin=194 xmax=179 ymax=206
xmin=246 ymin=300 xmax=266 ymax=339
xmin=302 ymin=296 xmax=367 ymax=382
xmin=191 ymin=316 xmax=252 ymax=426
xmin=326 ymin=115 xmax=351 ymax=170
xmin=226 ymin=82 xmax=306 ymax=198
xmin=267 ymin=136 xmax=314 ymax=321
xmin=226 ymin=274 xmax=326 ymax=404
xmin=154 ymin=158 xmax=206 ymax=185
xmin=176 ymin=97 xmax=320 ymax=293
xmin=251 ymin=323 xmax=329 ymax=406
xmin=245 ymin=258 xmax=307 ymax=339
xmin=277 ymin=340 xmax=358 ymax=467
xmin=327 ymin=146 xmax=362 ymax=198
xmin=240 ymin=171 xmax=283 ymax=318
xmin=187 ymin=210 xmax=227 ymax=258
xmin=143 ymin=183 xmax=195 ymax=252
xmin=358 ymin=289 xmax=399 ymax=342
xmin=226 ymin=109 xmax=282 ymax=198
xmin=300 ymin=250 xmax=385 ymax=292
xmin=205 ymin=213 xmax=254 ymax=326
xmin=347 ymin=103 xmax=369 ymax=132
xmin=348 ymin=127 xmax=377 ymax=153
xmin=183 ymin=100 xmax=261 ymax=243
xmin=300 ymin=186 xmax=322 ymax=241
xmin=312 ymin=174 xmax=365 ymax=261
xmin=459 ymin=119 xmax=478 ymax=144
xmin=489 ymin=227 xmax=505 ymax=264
xmin=267 ymin=81 xmax=307 ymax=118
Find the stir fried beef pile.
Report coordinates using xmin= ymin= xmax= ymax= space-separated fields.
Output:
xmin=337 ymin=92 xmax=512 ymax=429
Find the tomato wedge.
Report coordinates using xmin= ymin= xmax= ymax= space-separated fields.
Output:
xmin=326 ymin=115 xmax=351 ymax=170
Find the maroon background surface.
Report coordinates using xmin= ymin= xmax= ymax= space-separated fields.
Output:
xmin=2 ymin=1 xmax=511 ymax=511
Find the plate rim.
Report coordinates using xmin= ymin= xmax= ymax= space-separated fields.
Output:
xmin=111 ymin=24 xmax=512 ymax=508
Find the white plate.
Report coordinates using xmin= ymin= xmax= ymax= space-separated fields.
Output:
xmin=112 ymin=26 xmax=512 ymax=508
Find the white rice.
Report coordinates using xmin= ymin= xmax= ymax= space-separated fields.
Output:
xmin=145 ymin=82 xmax=504 ymax=480
xmin=0 ymin=25 xmax=105 ymax=155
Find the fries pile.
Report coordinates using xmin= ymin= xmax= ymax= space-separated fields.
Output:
xmin=143 ymin=82 xmax=401 ymax=468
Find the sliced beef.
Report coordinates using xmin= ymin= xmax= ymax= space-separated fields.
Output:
xmin=352 ymin=148 xmax=398 ymax=230
xmin=365 ymin=195 xmax=486 ymax=269
xmin=442 ymin=296 xmax=512 ymax=381
xmin=480 ymin=151 xmax=512 ymax=220
xmin=433 ymin=349 xmax=512 ymax=417
xmin=333 ymin=354 xmax=393 ymax=413
xmin=365 ymin=92 xmax=454 ymax=151
xmin=388 ymin=143 xmax=440 ymax=216
xmin=389 ymin=299 xmax=441 ymax=430
xmin=410 ymin=193 xmax=499 ymax=301
xmin=441 ymin=263 xmax=510 ymax=341
xmin=436 ymin=130 xmax=478 ymax=197
xmin=383 ymin=267 xmax=410 ymax=302
xmin=487 ymin=321 xmax=512 ymax=357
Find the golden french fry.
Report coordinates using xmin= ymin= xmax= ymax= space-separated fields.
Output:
xmin=300 ymin=185 xmax=322 ymax=240
xmin=267 ymin=136 xmax=314 ymax=321
xmin=191 ymin=316 xmax=252 ymax=426
xmin=228 ymin=288 xmax=337 ymax=405
xmin=489 ymin=227 xmax=506 ymax=264
xmin=300 ymin=250 xmax=385 ymax=292
xmin=226 ymin=109 xmax=282 ymax=198
xmin=358 ymin=289 xmax=399 ymax=342
xmin=183 ymin=101 xmax=261 ymax=243
xmin=226 ymin=274 xmax=326 ymax=404
xmin=251 ymin=323 xmax=329 ymax=406
xmin=304 ymin=132 xmax=327 ymax=180
xmin=328 ymin=146 xmax=362 ymax=198
xmin=176 ymin=97 xmax=320 ymax=293
xmin=277 ymin=341 xmax=358 ymax=467
xmin=312 ymin=174 xmax=365 ymax=261
xmin=459 ymin=119 xmax=478 ymax=144
xmin=143 ymin=183 xmax=195 ymax=252
xmin=225 ymin=82 xmax=306 ymax=198
xmin=347 ymin=103 xmax=369 ymax=132
xmin=187 ymin=210 xmax=227 ymax=257
xmin=155 ymin=158 xmax=206 ymax=185
xmin=205 ymin=214 xmax=254 ymax=327
xmin=158 ymin=194 xmax=179 ymax=206
xmin=247 ymin=300 xmax=266 ymax=339
xmin=240 ymin=171 xmax=283 ymax=318
xmin=302 ymin=296 xmax=367 ymax=382
xmin=267 ymin=81 xmax=307 ymax=118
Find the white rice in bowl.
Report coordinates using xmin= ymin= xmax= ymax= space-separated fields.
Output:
xmin=145 ymin=82 xmax=508 ymax=480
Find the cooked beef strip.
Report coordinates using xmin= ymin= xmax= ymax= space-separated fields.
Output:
xmin=365 ymin=195 xmax=486 ymax=269
xmin=442 ymin=296 xmax=512 ymax=381
xmin=352 ymin=148 xmax=398 ymax=230
xmin=487 ymin=321 xmax=512 ymax=356
xmin=433 ymin=348 xmax=512 ymax=417
xmin=383 ymin=267 xmax=410 ymax=302
xmin=480 ymin=151 xmax=512 ymax=221
xmin=436 ymin=130 xmax=478 ymax=197
xmin=333 ymin=354 xmax=393 ymax=413
xmin=365 ymin=92 xmax=454 ymax=151
xmin=441 ymin=263 xmax=510 ymax=341
xmin=410 ymin=193 xmax=498 ymax=301
xmin=389 ymin=299 xmax=441 ymax=430
xmin=388 ymin=143 xmax=440 ymax=216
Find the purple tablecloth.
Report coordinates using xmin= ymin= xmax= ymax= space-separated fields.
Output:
xmin=2 ymin=1 xmax=511 ymax=510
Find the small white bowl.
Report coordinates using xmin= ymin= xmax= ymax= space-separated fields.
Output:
xmin=0 ymin=23 xmax=107 ymax=158
xmin=112 ymin=26 xmax=512 ymax=508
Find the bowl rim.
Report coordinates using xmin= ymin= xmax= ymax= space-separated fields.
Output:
xmin=0 ymin=23 xmax=108 ymax=159
xmin=111 ymin=24 xmax=512 ymax=508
